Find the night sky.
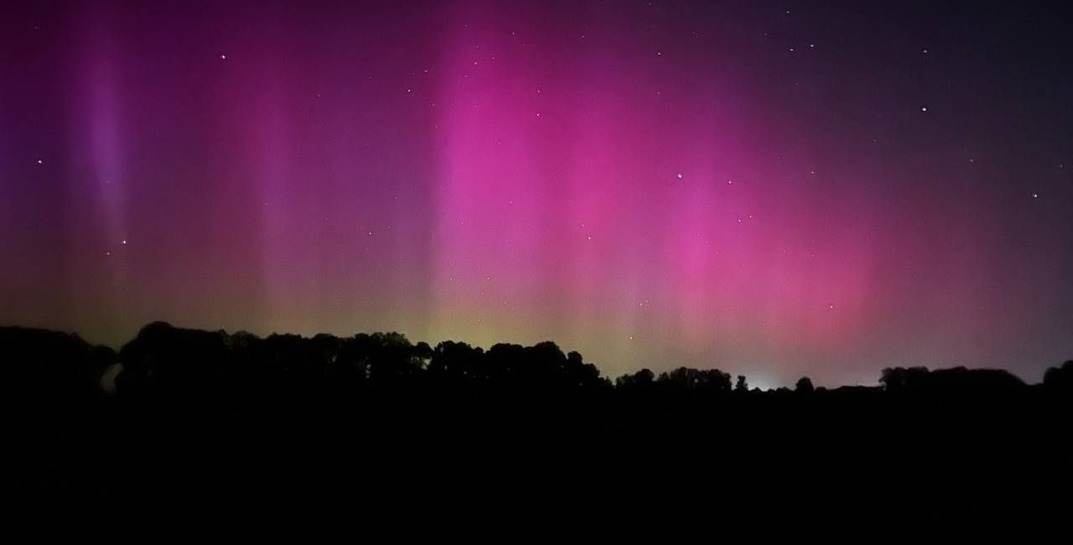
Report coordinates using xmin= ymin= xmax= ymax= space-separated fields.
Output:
xmin=2 ymin=1 xmax=1071 ymax=386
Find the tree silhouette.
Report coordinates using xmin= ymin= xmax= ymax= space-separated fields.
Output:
xmin=5 ymin=322 xmax=1071 ymax=505
xmin=735 ymin=375 xmax=748 ymax=392
xmin=1043 ymin=360 xmax=1073 ymax=392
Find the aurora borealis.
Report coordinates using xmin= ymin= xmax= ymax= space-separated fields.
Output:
xmin=2 ymin=1 xmax=1071 ymax=386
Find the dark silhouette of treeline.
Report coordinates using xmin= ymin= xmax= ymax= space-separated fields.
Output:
xmin=4 ymin=322 xmax=1072 ymax=513
xmin=7 ymin=321 xmax=1071 ymax=404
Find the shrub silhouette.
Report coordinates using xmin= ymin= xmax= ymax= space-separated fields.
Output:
xmin=1043 ymin=360 xmax=1073 ymax=394
xmin=1 ymin=326 xmax=114 ymax=406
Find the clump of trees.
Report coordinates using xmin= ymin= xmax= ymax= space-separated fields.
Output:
xmin=5 ymin=322 xmax=1071 ymax=504
xmin=2 ymin=322 xmax=1071 ymax=404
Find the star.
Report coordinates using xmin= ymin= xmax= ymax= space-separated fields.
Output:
xmin=121 ymin=239 xmax=127 ymax=245
xmin=727 ymin=179 xmax=734 ymax=185
xmin=219 ymin=54 xmax=227 ymax=60
xmin=676 ymin=172 xmax=684 ymax=180
xmin=921 ymin=106 xmax=928 ymax=112
xmin=1032 ymin=193 xmax=1039 ymax=199
xmin=922 ymin=48 xmax=928 ymax=54
xmin=35 ymin=159 xmax=43 ymax=165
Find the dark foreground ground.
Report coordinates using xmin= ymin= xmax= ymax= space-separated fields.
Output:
xmin=4 ymin=323 xmax=1072 ymax=525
